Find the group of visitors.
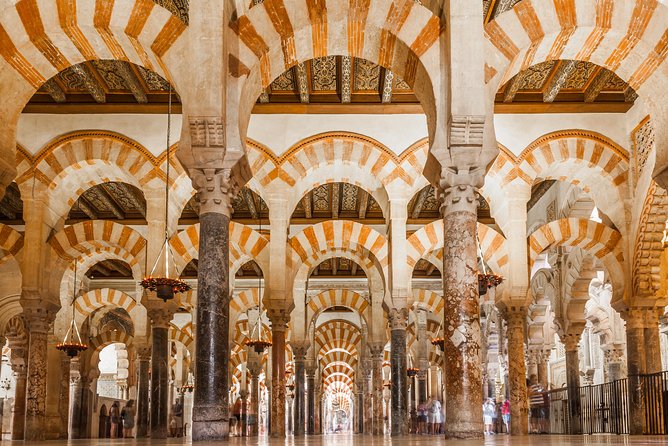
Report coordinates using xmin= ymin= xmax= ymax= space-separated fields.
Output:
xmin=230 ymin=396 xmax=257 ymax=436
xmin=108 ymin=400 xmax=136 ymax=438
xmin=482 ymin=398 xmax=511 ymax=435
xmin=410 ymin=398 xmax=443 ymax=434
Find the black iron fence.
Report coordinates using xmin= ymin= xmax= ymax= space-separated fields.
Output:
xmin=534 ymin=372 xmax=668 ymax=435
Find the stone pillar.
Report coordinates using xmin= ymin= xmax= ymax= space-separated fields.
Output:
xmin=441 ymin=180 xmax=483 ymax=438
xmin=268 ymin=309 xmax=289 ymax=437
xmin=537 ymin=350 xmax=550 ymax=389
xmin=291 ymin=342 xmax=307 ymax=436
xmin=23 ymin=307 xmax=56 ymax=441
xmin=149 ymin=309 xmax=173 ymax=439
xmin=305 ymin=364 xmax=316 ymax=435
xmin=58 ymin=354 xmax=70 ymax=439
xmin=645 ymin=309 xmax=662 ymax=374
xmin=417 ymin=370 xmax=428 ymax=405
xmin=526 ymin=350 xmax=539 ymax=382
xmin=10 ymin=351 xmax=27 ymax=440
xmin=190 ymin=168 xmax=236 ymax=441
xmin=604 ymin=348 xmax=624 ymax=382
xmin=135 ymin=346 xmax=151 ymax=438
xmin=69 ymin=360 xmax=83 ymax=439
xmin=389 ymin=308 xmax=408 ymax=436
xmin=504 ymin=309 xmax=528 ymax=435
xmin=624 ymin=309 xmax=646 ymax=435
xmin=369 ymin=342 xmax=384 ymax=435
xmin=363 ymin=362 xmax=372 ymax=434
xmin=562 ymin=333 xmax=582 ymax=435
xmin=356 ymin=383 xmax=364 ymax=434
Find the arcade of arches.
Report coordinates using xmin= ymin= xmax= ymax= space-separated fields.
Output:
xmin=0 ymin=0 xmax=666 ymax=443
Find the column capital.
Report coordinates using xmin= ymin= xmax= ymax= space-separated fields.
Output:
xmin=21 ymin=301 xmax=58 ymax=333
xmin=501 ymin=307 xmax=527 ymax=329
xmin=190 ymin=167 xmax=239 ymax=217
xmin=368 ymin=342 xmax=385 ymax=359
xmin=148 ymin=307 xmax=175 ymax=329
xmin=603 ymin=347 xmax=625 ymax=364
xmin=290 ymin=340 xmax=309 ymax=360
xmin=561 ymin=333 xmax=582 ymax=352
xmin=621 ymin=307 xmax=649 ymax=329
xmin=136 ymin=344 xmax=152 ymax=360
xmin=267 ymin=308 xmax=290 ymax=332
xmin=388 ymin=308 xmax=408 ymax=331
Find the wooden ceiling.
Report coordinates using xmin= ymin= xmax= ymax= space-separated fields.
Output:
xmin=68 ymin=182 xmax=147 ymax=223
xmin=495 ymin=60 xmax=637 ymax=113
xmin=85 ymin=259 xmax=135 ymax=280
xmin=181 ymin=188 xmax=268 ymax=225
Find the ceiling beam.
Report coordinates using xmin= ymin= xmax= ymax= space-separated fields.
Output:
xmin=332 ymin=258 xmax=338 ymax=276
xmin=77 ymin=197 xmax=98 ymax=219
xmin=71 ymin=63 xmax=106 ymax=103
xmin=543 ymin=60 xmax=579 ymax=103
xmin=91 ymin=262 xmax=114 ymax=277
xmin=302 ymin=193 xmax=312 ymax=219
xmin=583 ymin=69 xmax=614 ymax=103
xmin=3 ymin=186 xmax=22 ymax=213
xmin=0 ymin=201 xmax=15 ymax=220
xmin=312 ymin=265 xmax=319 ymax=276
xmin=351 ymin=262 xmax=358 ymax=276
xmin=331 ymin=184 xmax=340 ymax=219
xmin=243 ymin=188 xmax=258 ymax=219
xmin=624 ymin=86 xmax=639 ymax=103
xmin=114 ymin=61 xmax=148 ymax=104
xmin=251 ymin=262 xmax=262 ymax=277
xmin=340 ymin=56 xmax=352 ymax=103
xmin=295 ymin=63 xmax=309 ymax=104
xmin=97 ymin=186 xmax=126 ymax=219
xmin=116 ymin=183 xmax=147 ymax=218
xmin=502 ymin=70 xmax=528 ymax=103
xmin=42 ymin=78 xmax=66 ymax=103
xmin=358 ymin=190 xmax=369 ymax=219
xmin=102 ymin=260 xmax=133 ymax=277
xmin=426 ymin=263 xmax=437 ymax=277
xmin=381 ymin=69 xmax=394 ymax=103
xmin=411 ymin=187 xmax=430 ymax=219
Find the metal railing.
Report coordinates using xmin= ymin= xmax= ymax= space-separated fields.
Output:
xmin=640 ymin=371 xmax=668 ymax=434
xmin=579 ymin=380 xmax=629 ymax=434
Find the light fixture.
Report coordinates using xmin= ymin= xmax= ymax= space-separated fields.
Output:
xmin=140 ymin=86 xmax=191 ymax=302
xmin=476 ymin=232 xmax=503 ymax=296
xmin=56 ymin=259 xmax=88 ymax=357
xmin=245 ymin=212 xmax=273 ymax=353
xmin=431 ymin=320 xmax=444 ymax=351
xmin=406 ymin=354 xmax=419 ymax=377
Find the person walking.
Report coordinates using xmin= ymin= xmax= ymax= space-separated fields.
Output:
xmin=429 ymin=398 xmax=442 ymax=434
xmin=483 ymin=398 xmax=496 ymax=435
xmin=501 ymin=398 xmax=511 ymax=434
xmin=122 ymin=400 xmax=136 ymax=438
xmin=110 ymin=401 xmax=121 ymax=438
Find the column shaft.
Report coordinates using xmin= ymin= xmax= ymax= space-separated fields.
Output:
xmin=251 ymin=374 xmax=260 ymax=436
xmin=389 ymin=309 xmax=408 ymax=436
xmin=537 ymin=351 xmax=549 ymax=389
xmin=563 ymin=335 xmax=582 ymax=435
xmin=442 ymin=184 xmax=483 ymax=438
xmin=11 ymin=366 xmax=26 ymax=440
xmin=293 ymin=354 xmax=306 ymax=436
xmin=306 ymin=372 xmax=315 ymax=434
xmin=626 ymin=311 xmax=646 ymax=435
xmin=505 ymin=311 xmax=528 ymax=435
xmin=192 ymin=211 xmax=231 ymax=440
xmin=150 ymin=324 xmax=169 ymax=439
xmin=269 ymin=311 xmax=289 ymax=437
xmin=370 ymin=346 xmax=384 ymax=435
xmin=645 ymin=310 xmax=662 ymax=374
xmin=24 ymin=320 xmax=50 ymax=441
xmin=136 ymin=353 xmax=150 ymax=438
xmin=58 ymin=355 xmax=70 ymax=439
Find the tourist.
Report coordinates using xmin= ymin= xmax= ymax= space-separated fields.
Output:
xmin=121 ymin=400 xmax=136 ymax=438
xmin=169 ymin=415 xmax=177 ymax=437
xmin=501 ymin=398 xmax=510 ymax=433
xmin=417 ymin=400 xmax=428 ymax=434
xmin=233 ymin=396 xmax=243 ymax=436
xmin=172 ymin=398 xmax=184 ymax=437
xmin=483 ymin=398 xmax=496 ymax=435
xmin=410 ymin=406 xmax=417 ymax=433
xmin=109 ymin=401 xmax=120 ymax=439
xmin=529 ymin=375 xmax=545 ymax=433
xmin=429 ymin=398 xmax=442 ymax=434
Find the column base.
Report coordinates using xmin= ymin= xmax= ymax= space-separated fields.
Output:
xmin=446 ymin=423 xmax=484 ymax=439
xmin=192 ymin=420 xmax=229 ymax=441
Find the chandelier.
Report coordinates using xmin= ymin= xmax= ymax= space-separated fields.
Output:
xmin=56 ymin=259 xmax=88 ymax=357
xmin=431 ymin=320 xmax=445 ymax=350
xmin=140 ymin=86 xmax=191 ymax=302
xmin=246 ymin=214 xmax=272 ymax=353
xmin=477 ymin=232 xmax=503 ymax=296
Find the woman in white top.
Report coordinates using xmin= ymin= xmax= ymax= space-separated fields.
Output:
xmin=429 ymin=399 xmax=442 ymax=434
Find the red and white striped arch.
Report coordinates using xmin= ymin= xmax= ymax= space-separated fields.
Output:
xmin=0 ymin=224 xmax=24 ymax=267
xmin=307 ymin=289 xmax=369 ymax=326
xmin=74 ymin=288 xmax=138 ymax=322
xmin=486 ymin=130 xmax=630 ymax=230
xmin=230 ymin=288 xmax=261 ymax=322
xmin=407 ymin=221 xmax=508 ymax=276
xmin=229 ymin=0 xmax=443 ymax=151
xmin=169 ymin=324 xmax=193 ymax=350
xmin=412 ymin=288 xmax=443 ymax=315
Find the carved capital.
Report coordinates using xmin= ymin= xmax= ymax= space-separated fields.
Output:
xmin=622 ymin=307 xmax=647 ymax=329
xmin=136 ymin=344 xmax=152 ymax=360
xmin=561 ymin=333 xmax=581 ymax=352
xmin=290 ymin=340 xmax=309 ymax=360
xmin=438 ymin=178 xmax=481 ymax=216
xmin=190 ymin=168 xmax=238 ymax=216
xmin=368 ymin=342 xmax=385 ymax=360
xmin=604 ymin=347 xmax=625 ymax=364
xmin=388 ymin=308 xmax=408 ymax=331
xmin=22 ymin=300 xmax=58 ymax=333
xmin=148 ymin=308 xmax=175 ymax=328
xmin=502 ymin=308 xmax=527 ymax=331
xmin=267 ymin=308 xmax=290 ymax=332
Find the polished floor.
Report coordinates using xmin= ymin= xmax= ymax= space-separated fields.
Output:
xmin=6 ymin=436 xmax=668 ymax=445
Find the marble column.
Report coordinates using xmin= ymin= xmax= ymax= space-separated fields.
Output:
xmin=562 ymin=333 xmax=582 ymax=435
xmin=389 ymin=308 xmax=408 ymax=436
xmin=305 ymin=364 xmax=316 ymax=435
xmin=441 ymin=181 xmax=483 ymax=438
xmin=624 ymin=309 xmax=647 ymax=435
xmin=10 ymin=354 xmax=27 ymax=440
xmin=135 ymin=346 xmax=151 ymax=438
xmin=369 ymin=342 xmax=384 ymax=435
xmin=526 ymin=350 xmax=538 ymax=382
xmin=604 ymin=348 xmax=625 ymax=382
xmin=356 ymin=384 xmax=364 ymax=434
xmin=363 ymin=362 xmax=372 ymax=434
xmin=69 ymin=360 xmax=84 ymax=439
xmin=24 ymin=308 xmax=55 ymax=441
xmin=645 ymin=309 xmax=662 ymax=374
xmin=247 ymin=357 xmax=262 ymax=437
xmin=149 ymin=310 xmax=172 ymax=439
xmin=537 ymin=350 xmax=550 ymax=389
xmin=291 ymin=342 xmax=307 ymax=436
xmin=418 ymin=370 xmax=428 ymax=405
xmin=191 ymin=168 xmax=234 ymax=441
xmin=58 ymin=354 xmax=70 ymax=439
xmin=505 ymin=309 xmax=528 ymax=435
xmin=268 ymin=309 xmax=289 ymax=437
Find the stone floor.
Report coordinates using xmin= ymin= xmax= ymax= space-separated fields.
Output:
xmin=6 ymin=436 xmax=668 ymax=445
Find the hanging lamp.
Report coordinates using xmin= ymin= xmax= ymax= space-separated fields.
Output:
xmin=56 ymin=259 xmax=88 ymax=357
xmin=140 ymin=86 xmax=191 ymax=302
xmin=476 ymin=233 xmax=503 ymax=296
xmin=430 ymin=319 xmax=445 ymax=351
xmin=245 ymin=212 xmax=272 ymax=353
xmin=406 ymin=354 xmax=419 ymax=377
